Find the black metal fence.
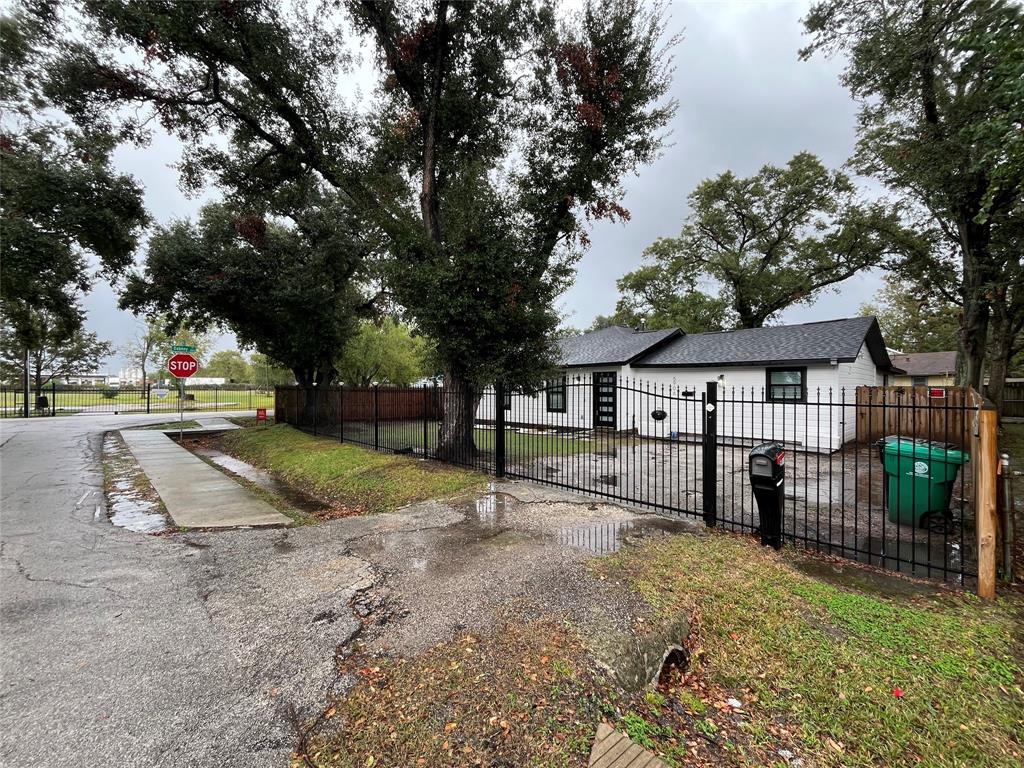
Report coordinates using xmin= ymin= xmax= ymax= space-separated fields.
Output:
xmin=0 ymin=384 xmax=275 ymax=417
xmin=275 ymin=380 xmax=981 ymax=584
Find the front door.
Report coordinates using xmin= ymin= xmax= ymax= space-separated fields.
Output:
xmin=592 ymin=372 xmax=617 ymax=428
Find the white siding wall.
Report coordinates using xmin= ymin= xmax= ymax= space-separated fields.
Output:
xmin=475 ymin=366 xmax=618 ymax=431
xmin=835 ymin=343 xmax=884 ymax=443
xmin=474 ymin=348 xmax=882 ymax=452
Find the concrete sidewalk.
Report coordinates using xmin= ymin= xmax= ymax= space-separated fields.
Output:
xmin=120 ymin=429 xmax=291 ymax=528
xmin=158 ymin=415 xmax=243 ymax=435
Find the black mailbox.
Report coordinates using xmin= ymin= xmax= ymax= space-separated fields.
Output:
xmin=749 ymin=442 xmax=785 ymax=549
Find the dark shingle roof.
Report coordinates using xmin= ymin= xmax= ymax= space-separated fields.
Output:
xmin=632 ymin=317 xmax=893 ymax=369
xmin=557 ymin=326 xmax=681 ymax=367
xmin=888 ymin=351 xmax=957 ymax=376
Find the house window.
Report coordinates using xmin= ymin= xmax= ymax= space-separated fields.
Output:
xmin=766 ymin=367 xmax=806 ymax=402
xmin=911 ymin=375 xmax=927 ymax=387
xmin=546 ymin=377 xmax=567 ymax=413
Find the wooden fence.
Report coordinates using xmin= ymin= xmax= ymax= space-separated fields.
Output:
xmin=274 ymin=385 xmax=440 ymax=424
xmin=855 ymin=386 xmax=971 ymax=446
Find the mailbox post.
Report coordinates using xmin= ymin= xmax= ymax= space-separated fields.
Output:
xmin=749 ymin=442 xmax=785 ymax=549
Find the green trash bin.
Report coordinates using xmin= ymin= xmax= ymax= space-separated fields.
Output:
xmin=880 ymin=437 xmax=969 ymax=527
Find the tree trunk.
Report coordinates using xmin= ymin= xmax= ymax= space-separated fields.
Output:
xmin=986 ymin=296 xmax=1021 ymax=415
xmin=294 ymin=366 xmax=334 ymax=427
xmin=956 ymin=216 xmax=992 ymax=390
xmin=436 ymin=369 xmax=478 ymax=461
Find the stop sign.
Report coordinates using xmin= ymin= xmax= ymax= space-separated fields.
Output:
xmin=167 ymin=353 xmax=199 ymax=378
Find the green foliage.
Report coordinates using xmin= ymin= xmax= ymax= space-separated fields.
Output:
xmin=801 ymin=0 xmax=1024 ymax=389
xmin=859 ymin=276 xmax=960 ymax=353
xmin=616 ymin=152 xmax=919 ymax=330
xmin=121 ymin=198 xmax=370 ymax=392
xmin=0 ymin=307 xmax=113 ymax=392
xmin=221 ymin=424 xmax=485 ymax=513
xmin=335 ymin=319 xmax=428 ymax=387
xmin=43 ymin=0 xmax=677 ymax=452
xmin=0 ymin=11 xmax=147 ymax=334
xmin=201 ymin=350 xmax=252 ymax=383
xmin=100 ymin=388 xmax=118 ymax=400
xmin=248 ymin=352 xmax=295 ymax=388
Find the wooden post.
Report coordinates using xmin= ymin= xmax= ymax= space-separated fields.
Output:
xmin=976 ymin=404 xmax=999 ymax=599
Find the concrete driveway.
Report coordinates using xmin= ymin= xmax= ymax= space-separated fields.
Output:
xmin=0 ymin=413 xmax=684 ymax=767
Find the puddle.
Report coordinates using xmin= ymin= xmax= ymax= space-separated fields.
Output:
xmin=465 ymin=492 xmax=685 ymax=556
xmin=109 ymin=497 xmax=168 ymax=533
xmin=103 ymin=433 xmax=170 ymax=534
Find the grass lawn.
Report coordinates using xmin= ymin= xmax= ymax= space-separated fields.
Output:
xmin=342 ymin=419 xmax=630 ymax=460
xmin=1 ymin=388 xmax=274 ymax=415
xmin=220 ymin=424 xmax=486 ymax=513
xmin=302 ymin=531 xmax=1023 ymax=768
xmin=596 ymin=533 xmax=1024 ymax=767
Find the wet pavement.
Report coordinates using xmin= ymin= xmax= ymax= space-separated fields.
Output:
xmin=0 ymin=412 xmax=694 ymax=767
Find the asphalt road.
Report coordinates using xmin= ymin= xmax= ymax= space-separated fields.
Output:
xmin=0 ymin=411 xmax=375 ymax=768
xmin=0 ymin=412 xmax=682 ymax=767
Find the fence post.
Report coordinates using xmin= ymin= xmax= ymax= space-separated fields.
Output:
xmin=22 ymin=348 xmax=29 ymax=418
xmin=50 ymin=381 xmax=56 ymax=416
xmin=422 ymin=385 xmax=429 ymax=456
xmin=374 ymin=384 xmax=380 ymax=451
xmin=495 ymin=381 xmax=506 ymax=478
xmin=313 ymin=383 xmax=319 ymax=436
xmin=702 ymin=380 xmax=718 ymax=527
xmin=339 ymin=385 xmax=345 ymax=442
xmin=146 ymin=384 xmax=151 ymax=414
xmin=976 ymin=403 xmax=999 ymax=599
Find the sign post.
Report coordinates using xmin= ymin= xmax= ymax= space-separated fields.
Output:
xmin=167 ymin=350 xmax=199 ymax=441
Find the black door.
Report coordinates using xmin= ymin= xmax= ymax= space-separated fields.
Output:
xmin=592 ymin=372 xmax=617 ymax=428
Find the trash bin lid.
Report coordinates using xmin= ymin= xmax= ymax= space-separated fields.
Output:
xmin=881 ymin=437 xmax=968 ymax=464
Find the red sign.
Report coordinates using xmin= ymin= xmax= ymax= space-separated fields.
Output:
xmin=256 ymin=408 xmax=267 ymax=422
xmin=167 ymin=353 xmax=199 ymax=378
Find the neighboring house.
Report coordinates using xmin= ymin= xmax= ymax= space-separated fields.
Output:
xmin=187 ymin=376 xmax=227 ymax=386
xmin=60 ymin=372 xmax=110 ymax=386
xmin=888 ymin=351 xmax=958 ymax=387
xmin=478 ymin=317 xmax=897 ymax=451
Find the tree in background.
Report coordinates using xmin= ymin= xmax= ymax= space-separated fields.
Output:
xmin=802 ymin=0 xmax=1024 ymax=396
xmin=614 ymin=153 xmax=918 ymax=330
xmin=0 ymin=307 xmax=112 ymax=395
xmin=249 ymin=353 xmax=295 ymax=390
xmin=335 ymin=319 xmax=429 ymax=387
xmin=122 ymin=197 xmax=372 ymax=424
xmin=121 ymin=317 xmax=169 ymax=386
xmin=201 ymin=350 xmax=252 ymax=384
xmin=44 ymin=0 xmax=676 ymax=458
xmin=0 ymin=12 xmax=146 ymax=340
xmin=858 ymin=277 xmax=960 ymax=353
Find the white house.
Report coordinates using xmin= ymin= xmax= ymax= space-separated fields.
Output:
xmin=477 ymin=317 xmax=898 ymax=452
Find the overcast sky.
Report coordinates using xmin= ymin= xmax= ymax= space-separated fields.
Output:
xmin=83 ymin=0 xmax=884 ymax=374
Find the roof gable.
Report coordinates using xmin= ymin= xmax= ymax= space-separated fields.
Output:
xmin=632 ymin=317 xmax=894 ymax=369
xmin=888 ymin=351 xmax=958 ymax=376
xmin=557 ymin=326 xmax=681 ymax=367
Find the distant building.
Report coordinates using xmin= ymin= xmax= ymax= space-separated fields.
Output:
xmin=187 ymin=377 xmax=227 ymax=386
xmin=61 ymin=372 xmax=110 ymax=386
xmin=118 ymin=366 xmax=144 ymax=384
xmin=888 ymin=351 xmax=958 ymax=387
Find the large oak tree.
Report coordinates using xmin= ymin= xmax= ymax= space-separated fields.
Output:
xmin=802 ymin=0 xmax=1024 ymax=397
xmin=613 ymin=153 xmax=917 ymax=330
xmin=40 ymin=0 xmax=676 ymax=457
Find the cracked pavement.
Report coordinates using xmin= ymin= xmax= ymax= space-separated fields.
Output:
xmin=1 ymin=413 xmax=692 ymax=767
